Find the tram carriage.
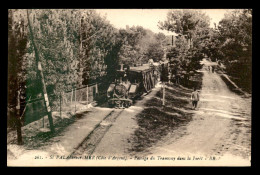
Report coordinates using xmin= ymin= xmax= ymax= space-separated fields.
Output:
xmin=107 ymin=62 xmax=159 ymax=108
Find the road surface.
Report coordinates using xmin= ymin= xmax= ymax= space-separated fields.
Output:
xmin=7 ymin=59 xmax=251 ymax=166
xmin=93 ymin=59 xmax=251 ymax=165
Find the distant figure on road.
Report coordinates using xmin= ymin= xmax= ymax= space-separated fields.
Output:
xmin=208 ymin=66 xmax=211 ymax=73
xmin=212 ymin=66 xmax=215 ymax=73
xmin=191 ymin=87 xmax=200 ymax=110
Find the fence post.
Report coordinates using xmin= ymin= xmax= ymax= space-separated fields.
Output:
xmin=42 ymin=115 xmax=44 ymax=128
xmin=71 ymin=89 xmax=73 ymax=105
xmin=62 ymin=91 xmax=64 ymax=104
xmin=74 ymin=88 xmax=76 ymax=114
xmin=162 ymin=82 xmax=165 ymax=106
xmin=60 ymin=91 xmax=62 ymax=118
xmin=87 ymin=85 xmax=89 ymax=106
xmin=96 ymin=83 xmax=98 ymax=95
xmin=16 ymin=90 xmax=22 ymax=145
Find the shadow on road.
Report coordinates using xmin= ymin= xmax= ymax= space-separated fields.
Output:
xmin=128 ymin=73 xmax=203 ymax=154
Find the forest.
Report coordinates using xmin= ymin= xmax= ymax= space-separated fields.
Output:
xmin=203 ymin=9 xmax=252 ymax=92
xmin=8 ymin=9 xmax=252 ymax=126
xmin=8 ymin=10 xmax=168 ymax=107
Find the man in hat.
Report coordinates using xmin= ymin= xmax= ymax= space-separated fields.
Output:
xmin=191 ymin=87 xmax=200 ymax=110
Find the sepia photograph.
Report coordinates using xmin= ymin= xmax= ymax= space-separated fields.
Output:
xmin=7 ymin=9 xmax=252 ymax=166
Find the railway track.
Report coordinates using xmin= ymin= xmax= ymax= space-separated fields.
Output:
xmin=70 ymin=109 xmax=124 ymax=157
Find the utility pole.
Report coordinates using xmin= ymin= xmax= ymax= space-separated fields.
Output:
xmin=27 ymin=10 xmax=55 ymax=133
xmin=16 ymin=89 xmax=22 ymax=145
xmin=161 ymin=62 xmax=168 ymax=106
xmin=37 ymin=62 xmax=55 ymax=133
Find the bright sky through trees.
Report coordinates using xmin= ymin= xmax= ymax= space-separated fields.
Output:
xmin=96 ymin=9 xmax=231 ymax=35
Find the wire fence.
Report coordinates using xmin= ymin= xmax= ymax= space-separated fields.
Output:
xmin=55 ymin=84 xmax=98 ymax=116
xmin=15 ymin=83 xmax=106 ymax=127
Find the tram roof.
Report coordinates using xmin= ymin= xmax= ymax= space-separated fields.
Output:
xmin=129 ymin=64 xmax=160 ymax=73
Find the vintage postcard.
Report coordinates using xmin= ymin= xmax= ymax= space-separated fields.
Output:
xmin=7 ymin=9 xmax=252 ymax=166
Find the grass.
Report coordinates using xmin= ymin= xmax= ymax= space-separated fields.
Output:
xmin=21 ymin=111 xmax=89 ymax=150
xmin=128 ymin=73 xmax=203 ymax=153
xmin=228 ymin=76 xmax=251 ymax=94
xmin=220 ymin=74 xmax=245 ymax=96
xmin=215 ymin=65 xmax=251 ymax=95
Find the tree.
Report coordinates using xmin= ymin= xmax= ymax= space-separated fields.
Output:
xmin=118 ymin=26 xmax=167 ymax=66
xmin=24 ymin=9 xmax=81 ymax=94
xmin=158 ymin=9 xmax=210 ymax=49
xmin=146 ymin=42 xmax=165 ymax=62
xmin=158 ymin=9 xmax=210 ymax=86
xmin=205 ymin=9 xmax=252 ymax=92
xmin=8 ymin=9 xmax=124 ymax=114
xmin=117 ymin=26 xmax=145 ymax=66
xmin=79 ymin=10 xmax=119 ymax=85
xmin=8 ymin=9 xmax=28 ymax=129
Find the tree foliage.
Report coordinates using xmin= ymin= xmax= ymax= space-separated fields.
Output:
xmin=8 ymin=9 xmax=122 ymax=109
xmin=158 ymin=9 xmax=210 ymax=45
xmin=8 ymin=9 xmax=168 ymax=112
xmin=118 ymin=26 xmax=165 ymax=66
xmin=159 ymin=9 xmax=210 ymax=84
xmin=204 ymin=9 xmax=252 ymax=92
xmin=8 ymin=9 xmax=28 ymax=107
xmin=79 ymin=10 xmax=119 ymax=85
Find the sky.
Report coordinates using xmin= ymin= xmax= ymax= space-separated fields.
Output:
xmin=95 ymin=9 xmax=231 ymax=35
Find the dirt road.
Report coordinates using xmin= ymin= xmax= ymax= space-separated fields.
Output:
xmin=92 ymin=59 xmax=251 ymax=166
xmin=91 ymin=84 xmax=163 ymax=156
xmin=7 ymin=59 xmax=251 ymax=166
xmin=147 ymin=59 xmax=251 ymax=165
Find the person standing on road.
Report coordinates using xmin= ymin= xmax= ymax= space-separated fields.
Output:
xmin=212 ymin=66 xmax=215 ymax=73
xmin=191 ymin=87 xmax=200 ymax=110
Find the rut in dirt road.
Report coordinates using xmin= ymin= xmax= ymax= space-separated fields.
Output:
xmin=150 ymin=60 xmax=251 ymax=160
xmin=70 ymin=109 xmax=124 ymax=157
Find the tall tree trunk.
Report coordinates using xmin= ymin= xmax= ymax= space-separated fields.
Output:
xmin=16 ymin=89 xmax=23 ymax=145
